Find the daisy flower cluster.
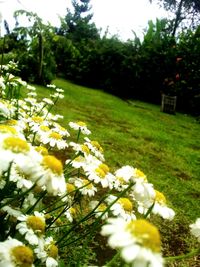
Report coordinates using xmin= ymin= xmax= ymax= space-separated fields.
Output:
xmin=0 ymin=61 xmax=199 ymax=267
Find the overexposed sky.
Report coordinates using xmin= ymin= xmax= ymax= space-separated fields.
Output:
xmin=0 ymin=0 xmax=168 ymax=40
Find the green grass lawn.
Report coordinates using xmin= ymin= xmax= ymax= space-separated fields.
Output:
xmin=36 ymin=78 xmax=200 ymax=266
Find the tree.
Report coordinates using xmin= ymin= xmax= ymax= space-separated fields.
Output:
xmin=13 ymin=10 xmax=56 ymax=84
xmin=58 ymin=0 xmax=99 ymax=42
xmin=150 ymin=0 xmax=200 ymax=36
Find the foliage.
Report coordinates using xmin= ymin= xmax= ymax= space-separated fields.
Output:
xmin=1 ymin=2 xmax=200 ymax=115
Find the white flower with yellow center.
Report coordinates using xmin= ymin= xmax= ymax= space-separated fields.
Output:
xmin=0 ymin=135 xmax=32 ymax=175
xmin=69 ymin=121 xmax=91 ymax=135
xmin=138 ymin=190 xmax=175 ymax=220
xmin=9 ymin=164 xmax=34 ymax=190
xmin=6 ymin=119 xmax=27 ymax=133
xmin=84 ymin=137 xmax=105 ymax=161
xmin=34 ymin=236 xmax=59 ymax=267
xmin=115 ymin=166 xmax=147 ymax=183
xmin=106 ymin=195 xmax=136 ymax=221
xmin=2 ymin=205 xmax=22 ymax=218
xmin=131 ymin=180 xmax=155 ymax=203
xmin=52 ymin=123 xmax=70 ymax=137
xmin=152 ymin=190 xmax=175 ymax=220
xmin=39 ymin=130 xmax=68 ymax=150
xmin=27 ymin=116 xmax=48 ymax=132
xmin=101 ymin=218 xmax=164 ymax=267
xmin=50 ymin=92 xmax=64 ymax=99
xmin=89 ymin=201 xmax=109 ymax=220
xmin=64 ymin=207 xmax=78 ymax=222
xmin=36 ymin=155 xmax=66 ymax=196
xmin=72 ymin=177 xmax=97 ymax=197
xmin=0 ymin=99 xmax=16 ymax=119
xmin=66 ymin=155 xmax=87 ymax=169
xmin=42 ymin=97 xmax=54 ymax=105
xmin=16 ymin=211 xmax=46 ymax=245
xmin=49 ymin=114 xmax=64 ymax=122
xmin=190 ymin=218 xmax=200 ymax=242
xmin=0 ymin=237 xmax=34 ymax=267
xmin=69 ymin=141 xmax=90 ymax=156
xmin=85 ymin=161 xmax=115 ymax=189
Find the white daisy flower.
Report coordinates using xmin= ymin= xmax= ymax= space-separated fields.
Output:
xmin=64 ymin=207 xmax=77 ymax=222
xmin=152 ymin=190 xmax=175 ymax=220
xmin=0 ymin=135 xmax=32 ymax=175
xmin=16 ymin=211 xmax=46 ymax=245
xmin=0 ymin=237 xmax=34 ymax=267
xmin=26 ymin=116 xmax=48 ymax=133
xmin=0 ymin=99 xmax=16 ymax=119
xmin=85 ymin=161 xmax=115 ymax=189
xmin=27 ymin=84 xmax=36 ymax=91
xmin=131 ymin=180 xmax=155 ymax=203
xmin=106 ymin=195 xmax=136 ymax=221
xmin=39 ymin=130 xmax=68 ymax=150
xmin=190 ymin=218 xmax=200 ymax=242
xmin=84 ymin=137 xmax=105 ymax=161
xmin=137 ymin=190 xmax=175 ymax=220
xmin=1 ymin=205 xmax=22 ymax=218
xmin=51 ymin=123 xmax=70 ymax=137
xmin=66 ymin=155 xmax=87 ymax=169
xmin=42 ymin=98 xmax=54 ymax=105
xmin=50 ymin=92 xmax=64 ymax=99
xmin=69 ymin=121 xmax=91 ymax=135
xmin=101 ymin=218 xmax=164 ymax=267
xmin=34 ymin=236 xmax=59 ymax=267
xmin=89 ymin=200 xmax=109 ymax=220
xmin=36 ymin=155 xmax=66 ymax=196
xmin=72 ymin=177 xmax=97 ymax=197
xmin=69 ymin=141 xmax=90 ymax=156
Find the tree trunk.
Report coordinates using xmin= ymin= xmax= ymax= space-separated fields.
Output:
xmin=172 ymin=0 xmax=184 ymax=37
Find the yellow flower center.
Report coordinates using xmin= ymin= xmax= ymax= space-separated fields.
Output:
xmin=42 ymin=155 xmax=63 ymax=175
xmin=83 ymin=179 xmax=93 ymax=189
xmin=7 ymin=119 xmax=18 ymax=126
xmin=49 ymin=132 xmax=62 ymax=140
xmin=47 ymin=244 xmax=58 ymax=259
xmin=118 ymin=198 xmax=133 ymax=212
xmin=39 ymin=125 xmax=50 ymax=132
xmin=0 ymin=125 xmax=17 ymax=134
xmin=99 ymin=163 xmax=109 ymax=173
xmin=155 ymin=190 xmax=166 ymax=205
xmin=70 ymin=207 xmax=77 ymax=217
xmin=32 ymin=116 xmax=44 ymax=123
xmin=116 ymin=176 xmax=126 ymax=185
xmin=126 ymin=219 xmax=161 ymax=252
xmin=95 ymin=167 xmax=106 ymax=178
xmin=74 ymin=155 xmax=84 ymax=162
xmin=91 ymin=141 xmax=103 ymax=152
xmin=27 ymin=215 xmax=46 ymax=234
xmin=66 ymin=183 xmax=76 ymax=193
xmin=81 ymin=144 xmax=90 ymax=154
xmin=135 ymin=169 xmax=147 ymax=181
xmin=98 ymin=203 xmax=107 ymax=212
xmin=11 ymin=245 xmax=34 ymax=267
xmin=77 ymin=121 xmax=86 ymax=127
xmin=3 ymin=137 xmax=30 ymax=153
xmin=35 ymin=146 xmax=48 ymax=155
xmin=58 ymin=126 xmax=66 ymax=131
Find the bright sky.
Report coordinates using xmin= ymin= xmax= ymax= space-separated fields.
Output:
xmin=0 ymin=0 xmax=168 ymax=40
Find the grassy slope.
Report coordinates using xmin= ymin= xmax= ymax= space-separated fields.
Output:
xmin=36 ymin=78 xmax=200 ymax=265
